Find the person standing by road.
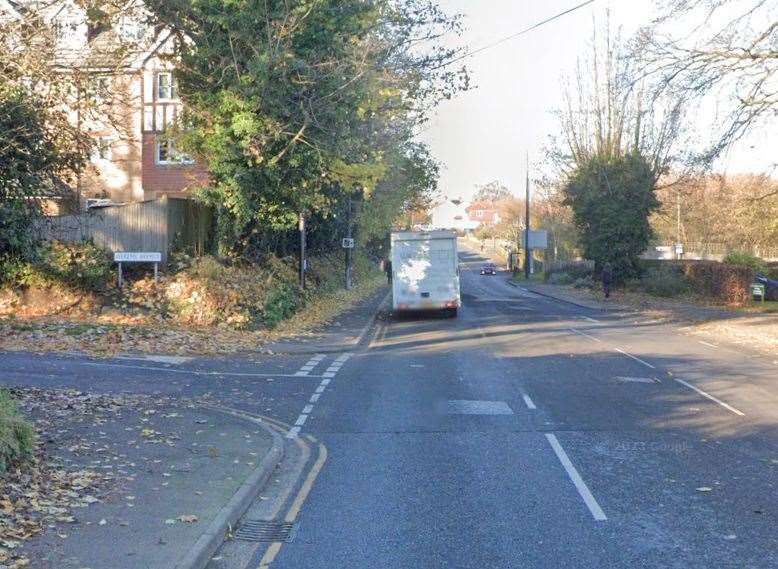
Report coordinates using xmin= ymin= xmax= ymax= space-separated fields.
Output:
xmin=601 ymin=261 xmax=613 ymax=299
xmin=384 ymin=259 xmax=392 ymax=284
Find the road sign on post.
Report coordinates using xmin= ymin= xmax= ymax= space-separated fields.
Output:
xmin=114 ymin=252 xmax=162 ymax=288
xmin=520 ymin=230 xmax=548 ymax=250
xmin=751 ymin=283 xmax=766 ymax=302
xmin=342 ymin=238 xmax=355 ymax=249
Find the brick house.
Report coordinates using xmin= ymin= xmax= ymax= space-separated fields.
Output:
xmin=1 ymin=1 xmax=208 ymax=209
xmin=465 ymin=201 xmax=502 ymax=227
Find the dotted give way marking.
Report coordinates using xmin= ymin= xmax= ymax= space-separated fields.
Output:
xmin=287 ymin=353 xmax=352 ymax=439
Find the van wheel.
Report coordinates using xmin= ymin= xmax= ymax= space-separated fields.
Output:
xmin=446 ymin=308 xmax=458 ymax=318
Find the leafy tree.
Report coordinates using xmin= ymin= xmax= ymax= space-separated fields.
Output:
xmin=0 ymin=87 xmax=89 ymax=261
xmin=147 ymin=0 xmax=467 ymax=254
xmin=553 ymin=20 xmax=681 ymax=280
xmin=563 ymin=153 xmax=659 ymax=279
xmin=473 ymin=181 xmax=512 ymax=204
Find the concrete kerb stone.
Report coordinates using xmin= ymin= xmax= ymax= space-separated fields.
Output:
xmin=174 ymin=406 xmax=285 ymax=569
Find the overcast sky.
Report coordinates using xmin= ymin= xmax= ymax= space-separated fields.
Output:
xmin=417 ymin=0 xmax=774 ymax=203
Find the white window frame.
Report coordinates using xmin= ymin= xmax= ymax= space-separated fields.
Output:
xmin=156 ymin=72 xmax=178 ymax=101
xmin=155 ymin=138 xmax=194 ymax=166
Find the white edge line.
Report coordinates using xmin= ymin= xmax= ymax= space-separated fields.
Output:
xmin=314 ymin=384 xmax=326 ymax=394
xmin=545 ymin=434 xmax=607 ymax=521
xmin=320 ymin=378 xmax=331 ymax=386
xmin=309 ymin=393 xmax=321 ymax=403
xmin=294 ymin=414 xmax=308 ymax=427
xmin=302 ymin=405 xmax=314 ymax=414
xmin=322 ymin=372 xmax=336 ymax=378
xmin=673 ymin=378 xmax=745 ymax=416
xmin=698 ymin=340 xmax=718 ymax=348
xmin=568 ymin=328 xmax=602 ymax=343
xmin=581 ymin=316 xmax=600 ymax=323
xmin=522 ymin=394 xmax=537 ymax=410
xmin=614 ymin=347 xmax=656 ymax=369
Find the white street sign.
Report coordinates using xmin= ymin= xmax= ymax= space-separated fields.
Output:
xmin=342 ymin=238 xmax=355 ymax=249
xmin=521 ymin=230 xmax=548 ymax=249
xmin=114 ymin=252 xmax=162 ymax=263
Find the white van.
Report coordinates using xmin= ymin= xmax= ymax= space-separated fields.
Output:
xmin=390 ymin=230 xmax=460 ymax=317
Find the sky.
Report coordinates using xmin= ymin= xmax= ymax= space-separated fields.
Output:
xmin=417 ymin=0 xmax=775 ymax=204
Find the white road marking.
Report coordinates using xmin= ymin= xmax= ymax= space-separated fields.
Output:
xmin=673 ymin=378 xmax=745 ymax=416
xmin=698 ymin=340 xmax=718 ymax=348
xmin=322 ymin=372 xmax=336 ymax=378
xmin=302 ymin=405 xmax=314 ymax=414
xmin=446 ymin=400 xmax=514 ymax=415
xmin=309 ymin=393 xmax=321 ymax=403
xmin=299 ymin=365 xmax=315 ymax=371
xmin=615 ymin=376 xmax=659 ymax=384
xmin=83 ymin=362 xmax=322 ymax=378
xmin=294 ymin=414 xmax=308 ymax=427
xmin=614 ymin=347 xmax=656 ymax=369
xmin=320 ymin=378 xmax=331 ymax=386
xmin=522 ymin=394 xmax=537 ymax=410
xmin=116 ymin=354 xmax=193 ymax=365
xmin=286 ymin=426 xmax=301 ymax=439
xmin=568 ymin=328 xmax=603 ymax=343
xmin=314 ymin=384 xmax=326 ymax=394
xmin=335 ymin=353 xmax=353 ymax=363
xmin=545 ymin=434 xmax=607 ymax=521
xmin=294 ymin=371 xmax=309 ymax=377
xmin=580 ymin=316 xmax=600 ymax=324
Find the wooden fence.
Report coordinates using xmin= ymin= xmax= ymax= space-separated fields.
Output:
xmin=35 ymin=196 xmax=213 ymax=264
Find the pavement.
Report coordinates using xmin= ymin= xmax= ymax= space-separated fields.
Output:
xmin=2 ymin=248 xmax=778 ymax=568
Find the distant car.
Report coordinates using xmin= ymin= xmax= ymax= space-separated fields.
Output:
xmin=480 ymin=263 xmax=496 ymax=275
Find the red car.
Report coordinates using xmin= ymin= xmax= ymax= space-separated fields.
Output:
xmin=480 ymin=263 xmax=496 ymax=275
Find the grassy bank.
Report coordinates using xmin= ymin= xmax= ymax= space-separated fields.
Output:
xmin=0 ymin=390 xmax=34 ymax=473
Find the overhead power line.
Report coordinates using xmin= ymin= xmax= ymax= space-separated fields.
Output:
xmin=436 ymin=0 xmax=597 ymax=69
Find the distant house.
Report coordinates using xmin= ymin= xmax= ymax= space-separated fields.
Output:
xmin=1 ymin=1 xmax=208 ymax=210
xmin=466 ymin=201 xmax=501 ymax=227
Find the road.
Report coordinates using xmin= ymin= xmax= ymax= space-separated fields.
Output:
xmin=2 ymin=246 xmax=777 ymax=568
xmin=238 ymin=247 xmax=778 ymax=569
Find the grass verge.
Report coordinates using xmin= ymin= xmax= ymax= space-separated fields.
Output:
xmin=0 ymin=389 xmax=35 ymax=473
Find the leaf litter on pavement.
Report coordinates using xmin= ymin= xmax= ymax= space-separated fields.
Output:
xmin=0 ymin=388 xmax=214 ymax=568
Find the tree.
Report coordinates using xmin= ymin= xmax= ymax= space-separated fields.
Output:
xmin=552 ymin=20 xmax=682 ymax=279
xmin=637 ymin=0 xmax=778 ymax=178
xmin=147 ymin=0 xmax=467 ymax=254
xmin=473 ymin=180 xmax=512 ymax=203
xmin=0 ymin=87 xmax=89 ymax=260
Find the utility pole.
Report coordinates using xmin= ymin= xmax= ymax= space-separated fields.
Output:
xmin=345 ymin=195 xmax=354 ymax=290
xmin=299 ymin=212 xmax=306 ymax=290
xmin=524 ymin=152 xmax=531 ymax=280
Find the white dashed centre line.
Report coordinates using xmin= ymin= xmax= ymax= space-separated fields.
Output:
xmin=545 ymin=434 xmax=607 ymax=521
xmin=673 ymin=378 xmax=745 ymax=416
xmin=613 ymin=347 xmax=656 ymax=369
xmin=522 ymin=393 xmax=537 ymax=410
xmin=568 ymin=328 xmax=602 ymax=343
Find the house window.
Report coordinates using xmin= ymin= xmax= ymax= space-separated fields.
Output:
xmin=157 ymin=72 xmax=178 ymax=100
xmin=156 ymin=138 xmax=193 ymax=165
xmin=93 ymin=136 xmax=113 ymax=161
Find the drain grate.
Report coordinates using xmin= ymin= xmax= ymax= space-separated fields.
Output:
xmin=234 ymin=520 xmax=297 ymax=543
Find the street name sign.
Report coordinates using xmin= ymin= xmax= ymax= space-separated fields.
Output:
xmin=342 ymin=238 xmax=355 ymax=249
xmin=114 ymin=252 xmax=162 ymax=263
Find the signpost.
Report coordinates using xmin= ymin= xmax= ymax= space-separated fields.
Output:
xmin=520 ymin=230 xmax=549 ymax=275
xmin=751 ymin=283 xmax=766 ymax=303
xmin=341 ymin=238 xmax=355 ymax=249
xmin=114 ymin=252 xmax=162 ymax=288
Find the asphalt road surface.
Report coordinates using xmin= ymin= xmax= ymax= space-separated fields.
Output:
xmin=250 ymin=248 xmax=778 ymax=569
xmin=3 ymin=247 xmax=776 ymax=569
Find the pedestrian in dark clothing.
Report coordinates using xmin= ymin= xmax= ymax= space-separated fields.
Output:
xmin=601 ymin=262 xmax=613 ymax=299
xmin=385 ymin=259 xmax=392 ymax=284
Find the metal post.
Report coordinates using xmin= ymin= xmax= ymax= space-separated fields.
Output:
xmin=118 ymin=262 xmax=123 ymax=289
xmin=345 ymin=195 xmax=354 ymax=290
xmin=299 ymin=212 xmax=306 ymax=290
xmin=524 ymin=152 xmax=531 ymax=280
xmin=154 ymin=262 xmax=159 ymax=284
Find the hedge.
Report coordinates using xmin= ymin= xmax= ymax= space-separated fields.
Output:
xmin=678 ymin=261 xmax=754 ymax=305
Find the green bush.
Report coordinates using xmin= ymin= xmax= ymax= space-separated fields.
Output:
xmin=263 ymin=283 xmax=300 ymax=327
xmin=548 ymin=271 xmax=574 ymax=285
xmin=1 ymin=241 xmax=112 ymax=291
xmin=640 ymin=266 xmax=690 ymax=297
xmin=573 ymin=275 xmax=595 ymax=289
xmin=723 ymin=251 xmax=768 ymax=275
xmin=0 ymin=390 xmax=35 ymax=473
